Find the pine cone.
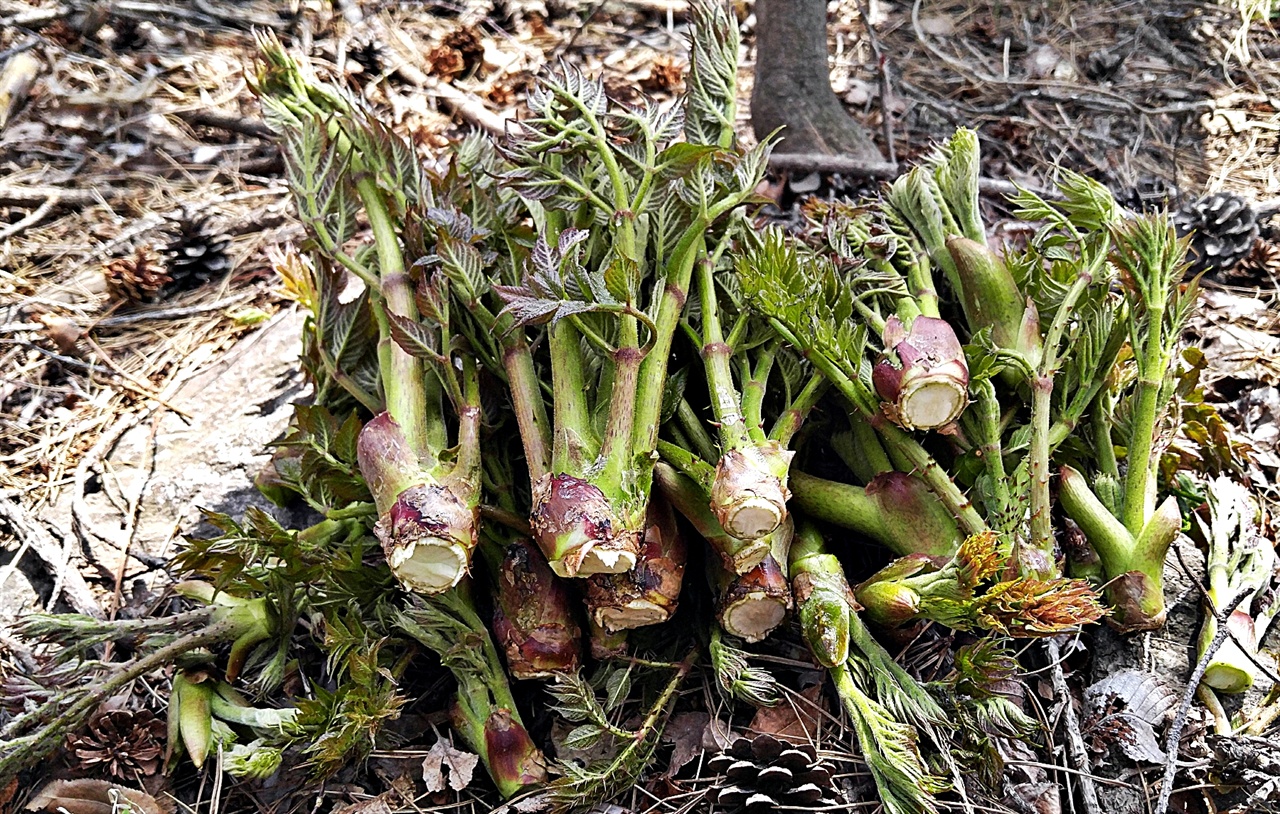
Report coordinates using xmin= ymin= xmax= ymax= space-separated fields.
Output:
xmin=66 ymin=707 xmax=166 ymax=779
xmin=1230 ymin=238 xmax=1280 ymax=284
xmin=1173 ymin=192 xmax=1259 ymax=277
xmin=104 ymin=245 xmax=170 ymax=304
xmin=441 ymin=27 xmax=484 ymax=73
xmin=162 ymin=215 xmax=233 ymax=293
xmin=706 ymin=734 xmax=839 ymax=812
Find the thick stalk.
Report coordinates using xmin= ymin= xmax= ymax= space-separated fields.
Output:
xmin=654 ymin=461 xmax=769 ymax=574
xmin=631 ymin=230 xmax=704 ymax=458
xmin=584 ymin=496 xmax=686 ymax=631
xmin=502 ymin=332 xmax=552 ymax=481
xmin=596 ymin=346 xmax=643 ymax=495
xmin=699 ymin=259 xmax=750 ymax=452
xmin=789 ymin=520 xmax=853 ymax=668
xmin=356 ymin=175 xmax=438 ymax=458
xmin=715 ymin=551 xmax=792 ymax=643
xmin=548 ymin=319 xmax=595 ymax=473
xmin=790 ymin=470 xmax=962 ymax=559
xmin=1122 ymin=308 xmax=1166 ymax=535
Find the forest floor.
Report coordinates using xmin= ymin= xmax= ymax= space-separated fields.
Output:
xmin=3 ymin=1 xmax=1280 ymax=813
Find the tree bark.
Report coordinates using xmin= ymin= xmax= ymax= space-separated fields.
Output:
xmin=752 ymin=0 xmax=880 ymax=160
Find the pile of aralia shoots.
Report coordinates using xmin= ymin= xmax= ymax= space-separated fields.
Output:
xmin=5 ymin=4 xmax=1252 ymax=814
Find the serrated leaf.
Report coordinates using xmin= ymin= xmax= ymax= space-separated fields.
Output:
xmin=386 ymin=312 xmax=440 ymax=360
xmin=603 ymin=254 xmax=638 ymax=304
xmin=656 ymin=142 xmax=718 ymax=177
xmin=562 ymin=724 xmax=606 ymax=752
xmin=604 ymin=666 xmax=632 ymax=711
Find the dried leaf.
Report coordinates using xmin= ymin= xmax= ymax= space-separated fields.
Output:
xmin=662 ymin=711 xmax=709 ymax=775
xmin=1083 ymin=669 xmax=1177 ymax=764
xmin=748 ymin=682 xmax=825 ymax=743
xmin=421 ymin=738 xmax=480 ymax=793
xmin=331 ymin=795 xmax=393 ymax=814
xmin=26 ymin=780 xmax=168 ymax=814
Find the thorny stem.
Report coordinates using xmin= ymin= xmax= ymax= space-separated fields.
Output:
xmin=1026 ymin=271 xmax=1094 ymax=574
xmin=974 ymin=380 xmax=1011 ymax=519
xmin=675 ymin=399 xmax=718 ymax=465
xmin=0 ymin=620 xmax=240 ymax=784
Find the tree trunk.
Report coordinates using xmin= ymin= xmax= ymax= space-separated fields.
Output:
xmin=752 ymin=0 xmax=880 ymax=160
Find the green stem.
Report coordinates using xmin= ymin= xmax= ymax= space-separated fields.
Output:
xmin=770 ymin=371 xmax=827 ymax=446
xmin=631 ymin=230 xmax=704 ymax=457
xmin=502 ymin=332 xmax=552 ymax=482
xmin=1122 ymin=308 xmax=1166 ymax=535
xmin=1026 ymin=272 xmax=1094 ymax=573
xmin=598 ymin=346 xmax=643 ymax=494
xmin=741 ymin=342 xmax=778 ymax=442
xmin=766 ymin=317 xmax=985 ymax=535
xmin=675 ymin=399 xmax=718 ymax=464
xmin=788 ymin=472 xmax=887 ymax=544
xmin=1093 ymin=393 xmax=1120 ymax=482
xmin=356 ymin=175 xmax=441 ymax=459
xmin=698 ymin=258 xmax=751 ymax=454
xmin=974 ymin=380 xmax=1011 ymax=518
xmin=549 ymin=319 xmax=596 ymax=474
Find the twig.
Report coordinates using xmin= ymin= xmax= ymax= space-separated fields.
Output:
xmin=171 ymin=108 xmax=274 ymax=139
xmin=1047 ymin=638 xmax=1101 ymax=814
xmin=0 ymin=7 xmax=70 ymax=29
xmin=91 ymin=291 xmax=260 ymax=328
xmin=0 ymin=194 xmax=58 ymax=241
xmin=1154 ymin=586 xmax=1253 ymax=814
xmin=0 ymin=494 xmax=102 ymax=618
xmin=766 ymin=152 xmax=1056 ymax=200
xmin=0 ymin=184 xmax=117 ymax=207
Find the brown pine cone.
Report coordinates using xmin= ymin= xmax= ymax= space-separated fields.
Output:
xmin=66 ymin=707 xmax=166 ymax=779
xmin=706 ymin=734 xmax=839 ymax=812
xmin=1232 ymin=238 xmax=1280 ymax=284
xmin=104 ymin=246 xmax=170 ymax=304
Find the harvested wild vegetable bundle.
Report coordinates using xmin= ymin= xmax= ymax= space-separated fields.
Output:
xmin=4 ymin=2 xmax=1236 ymax=810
